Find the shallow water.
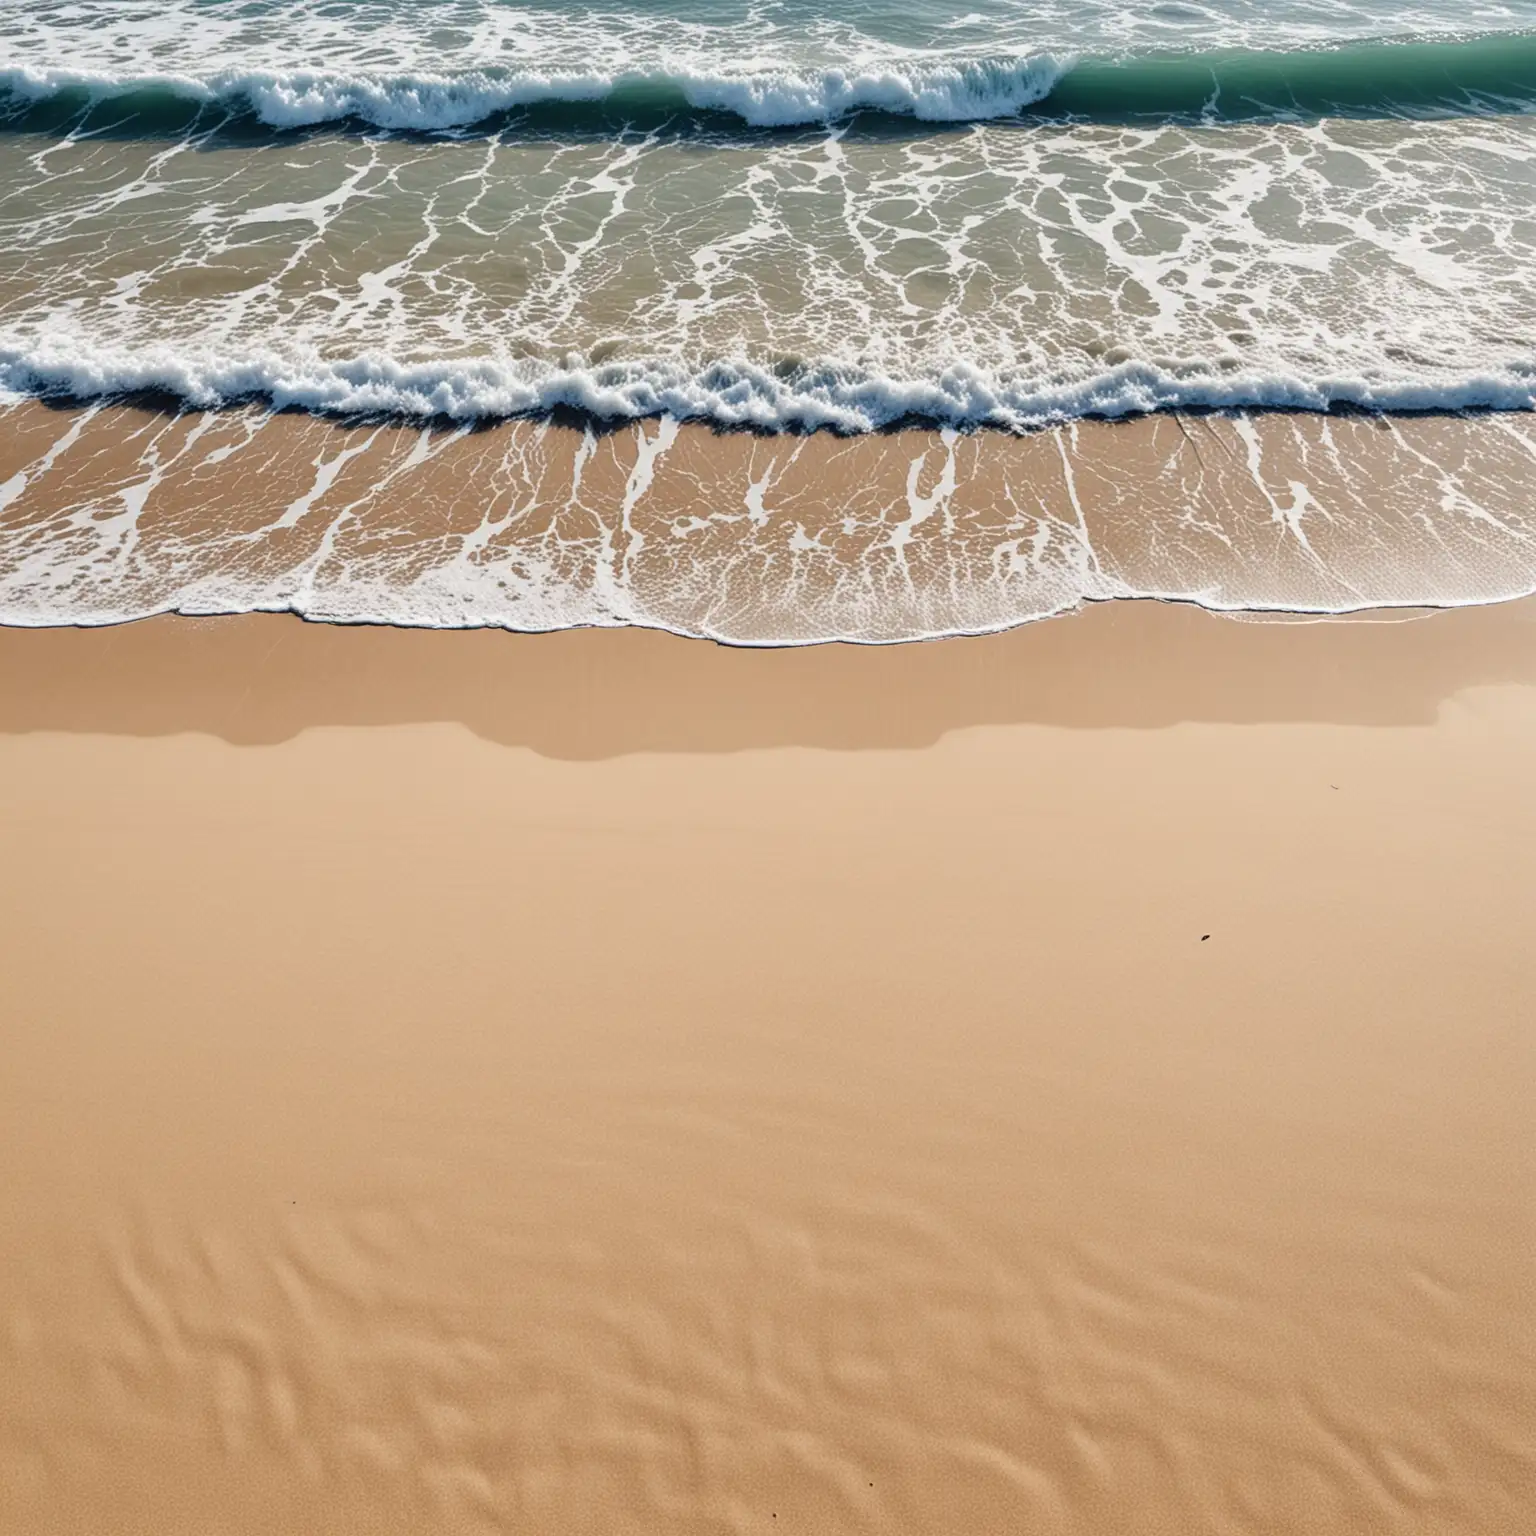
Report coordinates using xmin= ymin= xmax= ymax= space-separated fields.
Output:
xmin=2 ymin=0 xmax=1536 ymax=634
xmin=5 ymin=404 xmax=1536 ymax=640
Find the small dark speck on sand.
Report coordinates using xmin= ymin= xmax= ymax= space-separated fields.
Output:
xmin=1201 ymin=935 xmax=1210 ymax=941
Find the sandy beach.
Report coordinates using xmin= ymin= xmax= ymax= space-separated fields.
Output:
xmin=1 ymin=597 xmax=1532 ymax=1534
xmin=8 ymin=0 xmax=1536 ymax=1523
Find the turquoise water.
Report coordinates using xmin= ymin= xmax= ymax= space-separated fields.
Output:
xmin=6 ymin=0 xmax=1536 ymax=130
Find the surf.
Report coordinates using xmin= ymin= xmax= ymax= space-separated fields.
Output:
xmin=3 ymin=337 xmax=1534 ymax=432
xmin=4 ymin=34 xmax=1536 ymax=135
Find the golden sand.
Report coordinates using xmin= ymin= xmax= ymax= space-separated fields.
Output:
xmin=1 ymin=599 xmax=1533 ymax=1534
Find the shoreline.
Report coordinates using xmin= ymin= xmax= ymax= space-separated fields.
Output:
xmin=7 ymin=596 xmax=1536 ymax=749
xmin=3 ymin=591 xmax=1528 ymax=642
xmin=5 ymin=400 xmax=1536 ymax=642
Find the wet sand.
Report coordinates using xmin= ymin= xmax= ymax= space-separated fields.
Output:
xmin=1 ymin=598 xmax=1533 ymax=1534
xmin=6 ymin=402 xmax=1536 ymax=639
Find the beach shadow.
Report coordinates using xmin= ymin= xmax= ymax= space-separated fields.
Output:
xmin=3 ymin=598 xmax=1536 ymax=758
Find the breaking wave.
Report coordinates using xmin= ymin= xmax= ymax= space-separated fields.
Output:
xmin=0 ymin=57 xmax=1067 ymax=131
xmin=3 ymin=32 xmax=1536 ymax=132
xmin=3 ymin=337 xmax=1534 ymax=430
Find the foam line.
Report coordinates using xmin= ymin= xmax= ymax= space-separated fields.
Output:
xmin=2 ymin=337 xmax=1533 ymax=430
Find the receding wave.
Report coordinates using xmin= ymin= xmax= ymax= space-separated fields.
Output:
xmin=3 ymin=33 xmax=1536 ymax=133
xmin=3 ymin=338 xmax=1534 ymax=431
xmin=5 ymin=399 xmax=1536 ymax=642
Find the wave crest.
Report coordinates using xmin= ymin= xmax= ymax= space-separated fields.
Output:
xmin=3 ymin=337 xmax=1534 ymax=431
xmin=0 ymin=56 xmax=1067 ymax=130
xmin=4 ymin=34 xmax=1536 ymax=131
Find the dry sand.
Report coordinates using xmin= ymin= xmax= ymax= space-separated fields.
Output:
xmin=1 ymin=599 xmax=1533 ymax=1535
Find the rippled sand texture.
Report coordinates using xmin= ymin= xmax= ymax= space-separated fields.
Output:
xmin=2 ymin=603 xmax=1535 ymax=1535
xmin=4 ymin=402 xmax=1536 ymax=638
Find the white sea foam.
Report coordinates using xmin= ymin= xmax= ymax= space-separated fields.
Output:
xmin=675 ymin=58 xmax=1066 ymax=125
xmin=0 ymin=57 xmax=1068 ymax=129
xmin=6 ymin=385 xmax=1536 ymax=643
xmin=2 ymin=336 xmax=1533 ymax=430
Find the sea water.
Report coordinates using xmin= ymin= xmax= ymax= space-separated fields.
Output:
xmin=1 ymin=0 xmax=1534 ymax=637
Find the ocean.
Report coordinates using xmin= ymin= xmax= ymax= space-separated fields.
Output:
xmin=2 ymin=0 xmax=1535 ymax=640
